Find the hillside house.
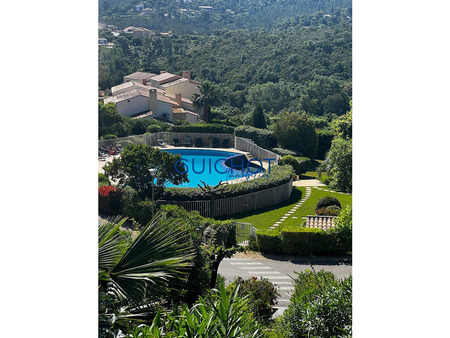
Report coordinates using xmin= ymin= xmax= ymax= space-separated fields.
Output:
xmin=133 ymin=28 xmax=158 ymax=39
xmin=105 ymin=81 xmax=199 ymax=123
xmin=150 ymin=71 xmax=200 ymax=100
xmin=141 ymin=8 xmax=153 ymax=15
xmin=123 ymin=72 xmax=156 ymax=84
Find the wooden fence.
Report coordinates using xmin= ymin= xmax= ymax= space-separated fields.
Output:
xmin=159 ymin=179 xmax=293 ymax=218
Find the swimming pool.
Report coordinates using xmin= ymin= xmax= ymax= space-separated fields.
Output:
xmin=164 ymin=149 xmax=264 ymax=188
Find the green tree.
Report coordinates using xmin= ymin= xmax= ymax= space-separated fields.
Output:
xmin=322 ymin=104 xmax=352 ymax=192
xmin=99 ymin=102 xmax=121 ymax=128
xmin=274 ymin=112 xmax=318 ymax=158
xmin=103 ymin=144 xmax=188 ymax=199
xmin=322 ymin=136 xmax=352 ymax=193
xmin=247 ymin=81 xmax=291 ymax=113
xmin=332 ymin=101 xmax=352 ymax=139
xmin=251 ymin=103 xmax=267 ymax=129
xmin=192 ymin=80 xmax=221 ymax=123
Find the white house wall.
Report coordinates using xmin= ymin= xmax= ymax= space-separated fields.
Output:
xmin=153 ymin=101 xmax=173 ymax=121
xmin=115 ymin=96 xmax=150 ymax=117
xmin=164 ymin=81 xmax=199 ymax=101
xmin=185 ymin=113 xmax=199 ymax=123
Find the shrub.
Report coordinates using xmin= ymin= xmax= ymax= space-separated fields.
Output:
xmin=227 ymin=276 xmax=280 ymax=322
xmin=98 ymin=186 xmax=122 ymax=215
xmin=255 ymin=230 xmax=282 ymax=254
xmin=316 ymin=130 xmax=334 ymax=160
xmin=329 ymin=204 xmax=352 ymax=254
xmin=283 ymin=271 xmax=352 ymax=337
xmin=279 ymin=155 xmax=300 ymax=175
xmin=272 ymin=147 xmax=297 ymax=157
xmin=162 ymin=165 xmax=295 ymax=201
xmin=147 ymin=125 xmax=162 ymax=133
xmin=316 ymin=205 xmax=341 ymax=216
xmin=280 ymin=155 xmax=312 ymax=176
xmin=101 ymin=134 xmax=118 ymax=140
xmin=98 ymin=173 xmax=111 ymax=187
xmin=203 ymin=219 xmax=237 ymax=247
xmin=297 ymin=157 xmax=312 ymax=174
xmin=315 ymin=196 xmax=341 ymax=213
xmin=235 ymin=125 xmax=277 ymax=149
xmin=298 ymin=277 xmax=352 ymax=337
xmin=283 ymin=269 xmax=352 ymax=338
xmin=170 ymin=123 xmax=234 ymax=134
xmin=131 ymin=200 xmax=155 ymax=227
xmin=248 ymin=235 xmax=258 ymax=251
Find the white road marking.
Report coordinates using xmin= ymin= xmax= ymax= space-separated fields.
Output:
xmin=238 ymin=266 xmax=271 ymax=270
xmin=230 ymin=262 xmax=264 ymax=265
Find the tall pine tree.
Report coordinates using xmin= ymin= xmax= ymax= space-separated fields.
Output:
xmin=251 ymin=103 xmax=267 ymax=129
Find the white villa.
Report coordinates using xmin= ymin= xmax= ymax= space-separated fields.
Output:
xmin=104 ymin=72 xmax=201 ymax=123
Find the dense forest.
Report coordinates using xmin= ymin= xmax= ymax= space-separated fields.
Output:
xmin=99 ymin=10 xmax=352 ymax=123
xmin=99 ymin=0 xmax=351 ymax=34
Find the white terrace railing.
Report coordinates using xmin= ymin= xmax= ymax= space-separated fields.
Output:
xmin=234 ymin=136 xmax=281 ymax=163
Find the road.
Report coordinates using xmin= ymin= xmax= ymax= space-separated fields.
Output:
xmin=218 ymin=254 xmax=352 ymax=317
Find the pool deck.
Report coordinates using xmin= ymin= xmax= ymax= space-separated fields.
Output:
xmin=98 ymin=146 xmax=272 ymax=175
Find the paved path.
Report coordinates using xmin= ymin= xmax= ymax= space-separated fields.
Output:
xmin=312 ymin=186 xmax=351 ymax=195
xmin=292 ymin=179 xmax=326 ymax=187
xmin=218 ymin=255 xmax=352 ymax=317
xmin=269 ymin=186 xmax=311 ymax=230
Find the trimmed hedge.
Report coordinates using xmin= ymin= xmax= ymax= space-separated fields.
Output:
xmin=161 ymin=164 xmax=295 ymax=201
xmin=255 ymin=230 xmax=283 ymax=254
xmin=256 ymin=226 xmax=350 ymax=255
xmin=170 ymin=123 xmax=234 ymax=134
xmin=234 ymin=125 xmax=277 ymax=149
xmin=281 ymin=227 xmax=332 ymax=255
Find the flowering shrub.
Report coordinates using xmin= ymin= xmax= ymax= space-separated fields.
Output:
xmin=316 ymin=205 xmax=341 ymax=216
xmin=227 ymin=276 xmax=280 ymax=321
xmin=99 ymin=186 xmax=122 ymax=215
xmin=315 ymin=196 xmax=341 ymax=213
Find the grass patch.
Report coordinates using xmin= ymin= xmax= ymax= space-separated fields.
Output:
xmin=277 ymin=187 xmax=352 ymax=230
xmin=228 ymin=186 xmax=352 ymax=232
xmin=222 ymin=187 xmax=306 ymax=230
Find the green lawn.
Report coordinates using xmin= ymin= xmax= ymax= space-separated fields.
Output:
xmin=230 ymin=186 xmax=352 ymax=232
xmin=279 ymin=187 xmax=352 ymax=230
xmin=220 ymin=187 xmax=306 ymax=230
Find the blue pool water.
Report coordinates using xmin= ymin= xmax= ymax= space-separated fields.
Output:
xmin=164 ymin=149 xmax=263 ymax=188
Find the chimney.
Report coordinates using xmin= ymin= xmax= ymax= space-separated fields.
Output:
xmin=175 ymin=93 xmax=182 ymax=106
xmin=182 ymin=71 xmax=191 ymax=80
xmin=149 ymin=89 xmax=158 ymax=114
xmin=160 ymin=71 xmax=166 ymax=74
xmin=142 ymin=79 xmax=147 ymax=85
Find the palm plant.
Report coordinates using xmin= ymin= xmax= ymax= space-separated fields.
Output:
xmin=192 ymin=80 xmax=221 ymax=123
xmin=98 ymin=214 xmax=196 ymax=333
xmin=132 ymin=284 xmax=263 ymax=337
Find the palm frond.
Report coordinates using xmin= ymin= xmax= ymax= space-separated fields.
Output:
xmin=109 ymin=213 xmax=196 ymax=305
xmin=98 ymin=216 xmax=128 ymax=274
